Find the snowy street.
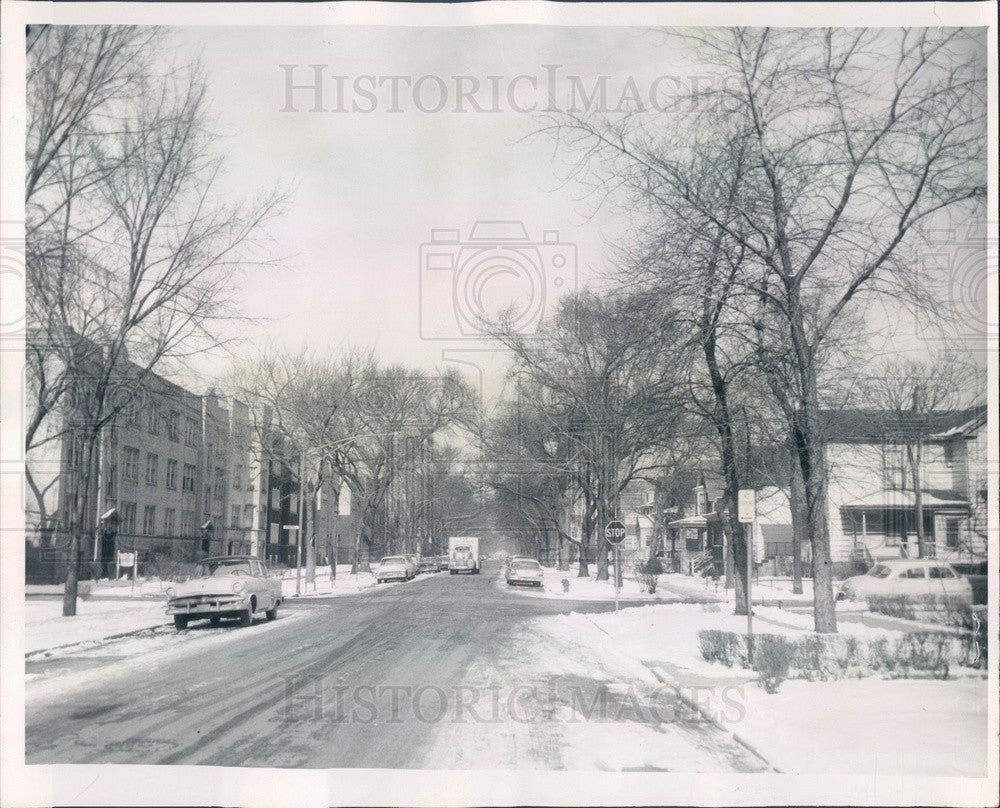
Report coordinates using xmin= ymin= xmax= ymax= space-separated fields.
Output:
xmin=25 ymin=561 xmax=986 ymax=774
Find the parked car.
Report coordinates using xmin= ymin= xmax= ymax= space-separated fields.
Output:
xmin=506 ymin=558 xmax=544 ymax=588
xmin=438 ymin=555 xmax=450 ymax=571
xmin=376 ymin=556 xmax=412 ymax=583
xmin=418 ymin=557 xmax=438 ymax=574
xmin=165 ymin=555 xmax=282 ymax=631
xmin=837 ymin=559 xmax=973 ymax=603
xmin=402 ymin=554 xmax=419 ymax=577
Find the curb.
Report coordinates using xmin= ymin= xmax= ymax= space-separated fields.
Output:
xmin=645 ymin=663 xmax=781 ymax=773
xmin=25 ymin=622 xmax=174 ymax=659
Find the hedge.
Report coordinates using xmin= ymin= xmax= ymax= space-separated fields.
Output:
xmin=698 ymin=627 xmax=983 ymax=682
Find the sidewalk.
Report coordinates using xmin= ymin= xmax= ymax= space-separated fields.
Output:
xmin=537 ymin=601 xmax=988 ymax=776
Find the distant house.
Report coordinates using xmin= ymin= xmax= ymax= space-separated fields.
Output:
xmin=824 ymin=405 xmax=988 ymax=568
xmin=665 ymin=472 xmax=726 ymax=576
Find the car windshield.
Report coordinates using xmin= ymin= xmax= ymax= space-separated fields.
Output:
xmin=380 ymin=557 xmax=405 ymax=566
xmin=868 ymin=565 xmax=892 ymax=579
xmin=454 ymin=547 xmax=471 ymax=557
xmin=513 ymin=561 xmax=539 ymax=570
xmin=196 ymin=560 xmax=252 ymax=577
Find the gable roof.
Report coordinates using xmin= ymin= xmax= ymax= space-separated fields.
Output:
xmin=820 ymin=405 xmax=986 ymax=443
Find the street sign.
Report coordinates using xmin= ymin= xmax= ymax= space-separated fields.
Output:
xmin=738 ymin=489 xmax=756 ymax=523
xmin=282 ymin=524 xmax=300 ymax=531
xmin=604 ymin=520 xmax=627 ymax=545
xmin=117 ymin=551 xmax=136 ymax=568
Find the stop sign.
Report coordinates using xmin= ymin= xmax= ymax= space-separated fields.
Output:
xmin=604 ymin=520 xmax=627 ymax=545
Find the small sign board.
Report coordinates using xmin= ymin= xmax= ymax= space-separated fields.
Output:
xmin=738 ymin=489 xmax=756 ymax=523
xmin=117 ymin=551 xmax=136 ymax=568
xmin=282 ymin=524 xmax=300 ymax=531
xmin=604 ymin=520 xmax=627 ymax=545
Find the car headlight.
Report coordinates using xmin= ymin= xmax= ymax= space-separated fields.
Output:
xmin=166 ymin=587 xmax=176 ymax=598
xmin=232 ymin=581 xmax=246 ymax=594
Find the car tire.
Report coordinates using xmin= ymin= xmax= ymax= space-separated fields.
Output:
xmin=238 ymin=607 xmax=253 ymax=627
xmin=210 ymin=617 xmax=221 ymax=626
xmin=265 ymin=603 xmax=278 ymax=621
xmin=450 ymin=569 xmax=456 ymax=575
xmin=173 ymin=615 xmax=188 ymax=631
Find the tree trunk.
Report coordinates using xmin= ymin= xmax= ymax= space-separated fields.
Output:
xmin=578 ymin=507 xmax=592 ymax=577
xmin=794 ymin=406 xmax=837 ymax=633
xmin=305 ymin=493 xmax=316 ymax=586
xmin=789 ymin=442 xmax=806 ymax=594
xmin=62 ymin=434 xmax=96 ymax=617
xmin=595 ymin=489 xmax=609 ymax=582
xmin=703 ymin=323 xmax=748 ymax=613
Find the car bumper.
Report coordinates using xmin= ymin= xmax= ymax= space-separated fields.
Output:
xmin=507 ymin=575 xmax=544 ymax=585
xmin=166 ymin=594 xmax=249 ymax=616
xmin=378 ymin=571 xmax=408 ymax=580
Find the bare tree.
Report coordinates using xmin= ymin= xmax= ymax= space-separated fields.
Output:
xmin=26 ymin=35 xmax=286 ymax=616
xmin=224 ymin=348 xmax=362 ymax=586
xmin=330 ymin=364 xmax=478 ymax=571
xmin=492 ymin=290 xmax=691 ymax=581
xmin=543 ymin=26 xmax=986 ymax=631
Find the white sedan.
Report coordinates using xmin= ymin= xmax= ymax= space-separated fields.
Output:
xmin=505 ymin=558 xmax=544 ymax=587
xmin=165 ymin=556 xmax=283 ymax=630
xmin=837 ymin=559 xmax=973 ymax=603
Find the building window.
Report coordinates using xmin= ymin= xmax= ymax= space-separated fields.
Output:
xmin=106 ymin=464 xmax=117 ymax=499
xmin=214 ymin=467 xmax=225 ymax=500
xmin=147 ymin=408 xmax=160 ymax=436
xmin=883 ymin=447 xmax=905 ymax=490
xmin=123 ymin=447 xmax=139 ymax=482
xmin=181 ymin=510 xmax=194 ymax=537
xmin=125 ymin=402 xmax=141 ymax=427
xmin=233 ymin=464 xmax=243 ymax=489
xmin=184 ymin=416 xmax=199 ymax=447
xmin=145 ymin=453 xmax=158 ymax=486
xmin=182 ymin=463 xmax=197 ymax=493
xmin=142 ymin=505 xmax=156 ymax=536
xmin=166 ymin=410 xmax=180 ymax=442
xmin=165 ymin=459 xmax=178 ymax=490
xmin=945 ymin=518 xmax=961 ymax=549
xmin=231 ymin=505 xmax=240 ymax=528
xmin=943 ymin=442 xmax=956 ymax=466
xmin=121 ymin=502 xmax=137 ymax=534
xmin=244 ymin=504 xmax=255 ymax=529
xmin=164 ymin=508 xmax=176 ymax=536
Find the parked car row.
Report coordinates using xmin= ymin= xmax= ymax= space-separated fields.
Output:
xmin=375 ymin=554 xmax=448 ymax=584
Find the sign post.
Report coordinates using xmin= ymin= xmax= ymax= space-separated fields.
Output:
xmin=738 ymin=489 xmax=756 ymax=661
xmin=604 ymin=520 xmax=627 ymax=613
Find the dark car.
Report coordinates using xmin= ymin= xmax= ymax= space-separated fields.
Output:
xmin=418 ymin=558 xmax=438 ymax=574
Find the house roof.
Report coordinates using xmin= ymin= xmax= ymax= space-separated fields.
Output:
xmin=821 ymin=405 xmax=986 ymax=443
xmin=841 ymin=490 xmax=970 ymax=509
xmin=668 ymin=514 xmax=709 ymax=528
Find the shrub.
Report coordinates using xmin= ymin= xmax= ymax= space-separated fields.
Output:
xmin=698 ymin=628 xmax=981 ymax=681
xmin=698 ymin=629 xmax=749 ymax=668
xmin=867 ymin=595 xmax=916 ymax=620
xmin=753 ymin=634 xmax=795 ymax=693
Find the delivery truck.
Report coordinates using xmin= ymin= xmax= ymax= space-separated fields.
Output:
xmin=448 ymin=536 xmax=481 ymax=575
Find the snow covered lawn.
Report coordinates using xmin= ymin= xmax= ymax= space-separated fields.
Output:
xmin=537 ymin=602 xmax=988 ymax=776
xmin=25 ymin=598 xmax=171 ymax=654
xmin=497 ymin=566 xmax=721 ymax=602
xmin=656 ymin=572 xmax=818 ymax=605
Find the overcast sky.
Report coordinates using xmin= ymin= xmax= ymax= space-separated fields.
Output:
xmin=165 ymin=26 xmax=987 ymax=400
